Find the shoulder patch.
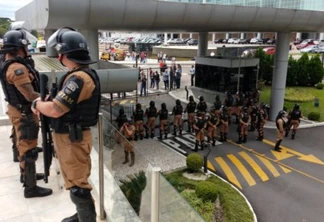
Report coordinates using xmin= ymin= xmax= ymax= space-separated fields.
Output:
xmin=14 ymin=69 xmax=24 ymax=76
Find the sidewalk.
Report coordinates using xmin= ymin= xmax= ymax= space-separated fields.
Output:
xmin=168 ymin=86 xmax=324 ymax=129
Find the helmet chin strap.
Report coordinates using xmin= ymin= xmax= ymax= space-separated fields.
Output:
xmin=58 ymin=54 xmax=65 ymax=67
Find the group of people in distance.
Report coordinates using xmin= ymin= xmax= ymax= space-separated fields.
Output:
xmin=116 ymin=90 xmax=304 ymax=156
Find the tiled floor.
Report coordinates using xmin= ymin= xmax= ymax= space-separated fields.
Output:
xmin=0 ymin=125 xmax=103 ymax=222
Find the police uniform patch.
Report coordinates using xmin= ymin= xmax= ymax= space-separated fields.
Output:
xmin=14 ymin=69 xmax=24 ymax=76
xmin=64 ymin=81 xmax=79 ymax=95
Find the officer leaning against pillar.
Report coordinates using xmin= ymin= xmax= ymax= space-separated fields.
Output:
xmin=0 ymin=29 xmax=53 ymax=198
xmin=31 ymin=27 xmax=101 ymax=222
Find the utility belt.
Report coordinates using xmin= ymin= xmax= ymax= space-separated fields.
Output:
xmin=16 ymin=104 xmax=33 ymax=114
xmin=53 ymin=123 xmax=90 ymax=142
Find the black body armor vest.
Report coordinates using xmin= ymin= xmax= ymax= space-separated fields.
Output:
xmin=173 ymin=105 xmax=183 ymax=115
xmin=147 ymin=107 xmax=157 ymax=118
xmin=291 ymin=110 xmax=301 ymax=120
xmin=221 ymin=112 xmax=229 ymax=122
xmin=117 ymin=114 xmax=128 ymax=128
xmin=186 ymin=101 xmax=196 ymax=113
xmin=52 ymin=67 xmax=101 ymax=133
xmin=134 ymin=109 xmax=144 ymax=121
xmin=209 ymin=116 xmax=218 ymax=125
xmin=159 ymin=109 xmax=168 ymax=120
xmin=0 ymin=57 xmax=40 ymax=113
xmin=196 ymin=118 xmax=205 ymax=129
xmin=225 ymin=96 xmax=233 ymax=106
xmin=197 ymin=101 xmax=207 ymax=112
xmin=276 ymin=117 xmax=287 ymax=130
xmin=214 ymin=100 xmax=222 ymax=110
xmin=241 ymin=112 xmax=250 ymax=123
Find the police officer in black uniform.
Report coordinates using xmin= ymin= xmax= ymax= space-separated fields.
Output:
xmin=193 ymin=111 xmax=206 ymax=151
xmin=219 ymin=106 xmax=230 ymax=142
xmin=285 ymin=104 xmax=303 ymax=140
xmin=275 ymin=110 xmax=287 ymax=152
xmin=172 ymin=99 xmax=183 ymax=136
xmin=116 ymin=107 xmax=128 ymax=129
xmin=156 ymin=103 xmax=169 ymax=139
xmin=224 ymin=91 xmax=234 ymax=124
xmin=0 ymin=29 xmax=52 ymax=198
xmin=237 ymin=106 xmax=250 ymax=144
xmin=207 ymin=107 xmax=219 ymax=146
xmin=249 ymin=105 xmax=258 ymax=132
xmin=197 ymin=96 xmax=207 ymax=120
xmin=32 ymin=27 xmax=100 ymax=221
xmin=214 ymin=95 xmax=222 ymax=117
xmin=144 ymin=100 xmax=157 ymax=138
xmin=256 ymin=103 xmax=268 ymax=141
xmin=184 ymin=95 xmax=196 ymax=133
xmin=133 ymin=103 xmax=145 ymax=141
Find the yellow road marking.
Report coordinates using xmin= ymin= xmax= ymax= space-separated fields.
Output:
xmin=255 ymin=155 xmax=280 ymax=177
xmin=239 ymin=152 xmax=269 ymax=182
xmin=215 ymin=157 xmax=242 ymax=189
xmin=279 ymin=165 xmax=292 ymax=173
xmin=207 ymin=160 xmax=216 ymax=172
xmin=227 ymin=154 xmax=256 ymax=187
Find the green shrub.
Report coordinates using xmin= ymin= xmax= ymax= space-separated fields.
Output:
xmin=316 ymin=83 xmax=324 ymax=89
xmin=186 ymin=153 xmax=203 ymax=172
xmin=308 ymin=112 xmax=320 ymax=121
xmin=195 ymin=181 xmax=218 ymax=202
xmin=284 ymin=88 xmax=314 ymax=102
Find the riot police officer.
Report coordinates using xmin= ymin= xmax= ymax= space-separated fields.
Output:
xmin=214 ymin=95 xmax=222 ymax=117
xmin=133 ymin=103 xmax=145 ymax=140
xmin=184 ymin=95 xmax=196 ymax=133
xmin=156 ymin=103 xmax=169 ymax=139
xmin=193 ymin=111 xmax=207 ymax=151
xmin=120 ymin=119 xmax=136 ymax=167
xmin=237 ymin=106 xmax=250 ymax=144
xmin=275 ymin=110 xmax=287 ymax=152
xmin=144 ymin=100 xmax=157 ymax=138
xmin=224 ymin=91 xmax=234 ymax=124
xmin=207 ymin=107 xmax=219 ymax=146
xmin=115 ymin=108 xmax=128 ymax=143
xmin=0 ymin=29 xmax=52 ymax=198
xmin=234 ymin=92 xmax=244 ymax=124
xmin=197 ymin=96 xmax=207 ymax=120
xmin=32 ymin=27 xmax=100 ymax=222
xmin=172 ymin=99 xmax=183 ymax=136
xmin=285 ymin=104 xmax=303 ymax=140
xmin=249 ymin=105 xmax=258 ymax=132
xmin=256 ymin=103 xmax=268 ymax=141
xmin=219 ymin=106 xmax=229 ymax=142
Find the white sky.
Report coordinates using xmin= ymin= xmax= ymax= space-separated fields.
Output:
xmin=0 ymin=0 xmax=33 ymax=20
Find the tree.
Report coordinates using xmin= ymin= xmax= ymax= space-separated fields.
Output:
xmin=0 ymin=18 xmax=11 ymax=38
xmin=254 ymin=47 xmax=274 ymax=84
xmin=296 ymin=53 xmax=310 ymax=86
xmin=308 ymin=54 xmax=324 ymax=86
xmin=286 ymin=55 xmax=298 ymax=86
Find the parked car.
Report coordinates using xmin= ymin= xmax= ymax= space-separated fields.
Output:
xmin=214 ymin=38 xmax=224 ymax=43
xmin=300 ymin=45 xmax=318 ymax=53
xmin=227 ymin=38 xmax=236 ymax=44
xmin=262 ymin=38 xmax=270 ymax=44
xmin=233 ymin=39 xmax=241 ymax=44
xmin=263 ymin=47 xmax=275 ymax=55
xmin=169 ymin=38 xmax=185 ymax=44
xmin=314 ymin=45 xmax=324 ymax=53
xmin=267 ymin=38 xmax=276 ymax=44
xmin=250 ymin=38 xmax=263 ymax=44
xmin=238 ymin=39 xmax=249 ymax=44
xmin=222 ymin=39 xmax=229 ymax=43
xmin=296 ymin=39 xmax=316 ymax=50
xmin=187 ymin=38 xmax=198 ymax=45
xmin=293 ymin=38 xmax=304 ymax=45
xmin=241 ymin=49 xmax=256 ymax=57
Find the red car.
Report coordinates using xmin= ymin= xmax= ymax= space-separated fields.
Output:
xmin=296 ymin=39 xmax=316 ymax=50
xmin=263 ymin=47 xmax=275 ymax=55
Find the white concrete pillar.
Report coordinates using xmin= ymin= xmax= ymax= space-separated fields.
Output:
xmin=101 ymin=32 xmax=107 ymax=38
xmin=180 ymin=33 xmax=183 ymax=39
xmin=79 ymin=29 xmax=99 ymax=69
xmin=269 ymin=32 xmax=290 ymax=121
xmin=225 ymin=33 xmax=230 ymax=39
xmin=212 ymin=33 xmax=216 ymax=42
xmin=257 ymin=32 xmax=262 ymax=39
xmin=198 ymin=32 xmax=208 ymax=57
xmin=320 ymin=33 xmax=324 ymax=40
xmin=240 ymin=33 xmax=245 ymax=39
xmin=189 ymin=33 xmax=193 ymax=38
xmin=164 ymin=32 xmax=168 ymax=45
xmin=296 ymin=32 xmax=302 ymax=40
xmin=171 ymin=33 xmax=174 ymax=38
xmin=45 ymin=29 xmax=56 ymax=57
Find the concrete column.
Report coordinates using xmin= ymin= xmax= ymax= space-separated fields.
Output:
xmin=101 ymin=31 xmax=107 ymax=38
xmin=45 ymin=29 xmax=56 ymax=57
xmin=225 ymin=33 xmax=230 ymax=39
xmin=197 ymin=32 xmax=208 ymax=57
xmin=240 ymin=33 xmax=245 ymax=39
xmin=212 ymin=33 xmax=216 ymax=42
xmin=171 ymin=33 xmax=174 ymax=38
xmin=189 ymin=33 xmax=193 ymax=38
xmin=164 ymin=32 xmax=168 ymax=45
xmin=179 ymin=33 xmax=183 ymax=39
xmin=79 ymin=29 xmax=99 ymax=69
xmin=257 ymin=32 xmax=262 ymax=39
xmin=320 ymin=33 xmax=324 ymax=40
xmin=269 ymin=32 xmax=290 ymax=121
xmin=296 ymin=32 xmax=302 ymax=40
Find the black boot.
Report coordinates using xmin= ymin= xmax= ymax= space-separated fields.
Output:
xmin=24 ymin=150 xmax=52 ymax=198
xmin=256 ymin=135 xmax=263 ymax=141
xmin=164 ymin=132 xmax=168 ymax=139
xmin=129 ymin=152 xmax=135 ymax=167
xmin=70 ymin=188 xmax=97 ymax=222
xmin=186 ymin=126 xmax=191 ymax=133
xmin=122 ymin=151 xmax=129 ymax=164
xmin=159 ymin=132 xmax=163 ymax=140
xmin=134 ymin=133 xmax=138 ymax=141
xmin=212 ymin=137 xmax=216 ymax=146
xmin=173 ymin=127 xmax=177 ymax=136
xmin=224 ymin=133 xmax=228 ymax=142
xmin=243 ymin=135 xmax=247 ymax=143
xmin=12 ymin=145 xmax=19 ymax=162
xmin=140 ymin=132 xmax=144 ymax=140
xmin=179 ymin=127 xmax=182 ymax=135
xmin=150 ymin=132 xmax=155 ymax=138
xmin=145 ymin=131 xmax=149 ymax=139
xmin=20 ymin=173 xmax=44 ymax=183
xmin=274 ymin=140 xmax=282 ymax=152
xmin=291 ymin=130 xmax=296 ymax=140
xmin=237 ymin=135 xmax=242 ymax=144
xmin=219 ymin=133 xmax=224 ymax=142
xmin=61 ymin=213 xmax=79 ymax=222
xmin=201 ymin=141 xmax=205 ymax=150
xmin=194 ymin=141 xmax=199 ymax=152
xmin=285 ymin=129 xmax=289 ymax=137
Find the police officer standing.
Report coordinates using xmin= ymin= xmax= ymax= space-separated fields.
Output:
xmin=184 ymin=95 xmax=196 ymax=133
xmin=237 ymin=107 xmax=250 ymax=144
xmin=285 ymin=104 xmax=303 ymax=140
xmin=172 ymin=99 xmax=183 ymax=136
xmin=120 ymin=119 xmax=136 ymax=167
xmin=133 ymin=103 xmax=145 ymax=140
xmin=0 ymin=29 xmax=52 ymax=198
xmin=144 ymin=101 xmax=157 ymax=138
xmin=234 ymin=92 xmax=244 ymax=124
xmin=207 ymin=108 xmax=219 ymax=146
xmin=156 ymin=103 xmax=169 ymax=139
xmin=214 ymin=95 xmax=222 ymax=117
xmin=115 ymin=107 xmax=128 ymax=143
xmin=197 ymin=96 xmax=207 ymax=120
xmin=224 ymin=91 xmax=234 ymax=124
xmin=275 ymin=110 xmax=287 ymax=152
xmin=32 ymin=27 xmax=100 ymax=222
xmin=256 ymin=104 xmax=268 ymax=141
xmin=249 ymin=105 xmax=258 ymax=132
xmin=193 ymin=112 xmax=206 ymax=151
xmin=219 ymin=106 xmax=229 ymax=142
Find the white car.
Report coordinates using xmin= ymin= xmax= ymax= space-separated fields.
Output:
xmin=233 ymin=39 xmax=241 ymax=44
xmin=227 ymin=38 xmax=236 ymax=44
xmin=300 ymin=45 xmax=317 ymax=53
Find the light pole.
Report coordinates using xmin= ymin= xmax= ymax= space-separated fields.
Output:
xmin=237 ymin=48 xmax=242 ymax=93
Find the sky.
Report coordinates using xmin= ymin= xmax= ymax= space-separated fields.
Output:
xmin=0 ymin=0 xmax=33 ymax=20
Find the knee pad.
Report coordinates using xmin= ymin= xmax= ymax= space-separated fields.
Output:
xmin=25 ymin=147 xmax=39 ymax=163
xmin=70 ymin=186 xmax=91 ymax=199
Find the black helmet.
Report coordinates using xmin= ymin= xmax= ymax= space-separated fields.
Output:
xmin=176 ymin=99 xmax=181 ymax=105
xmin=294 ymin=103 xmax=299 ymax=110
xmin=127 ymin=118 xmax=133 ymax=125
xmin=119 ymin=108 xmax=124 ymax=115
xmin=2 ymin=29 xmax=29 ymax=49
xmin=222 ymin=106 xmax=228 ymax=112
xmin=149 ymin=101 xmax=155 ymax=107
xmin=243 ymin=106 xmax=248 ymax=112
xmin=136 ymin=103 xmax=141 ymax=109
xmin=210 ymin=107 xmax=215 ymax=112
xmin=199 ymin=96 xmax=204 ymax=102
xmin=278 ymin=110 xmax=286 ymax=117
xmin=189 ymin=95 xmax=194 ymax=101
xmin=161 ymin=103 xmax=166 ymax=109
xmin=47 ymin=27 xmax=96 ymax=64
xmin=215 ymin=95 xmax=220 ymax=100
